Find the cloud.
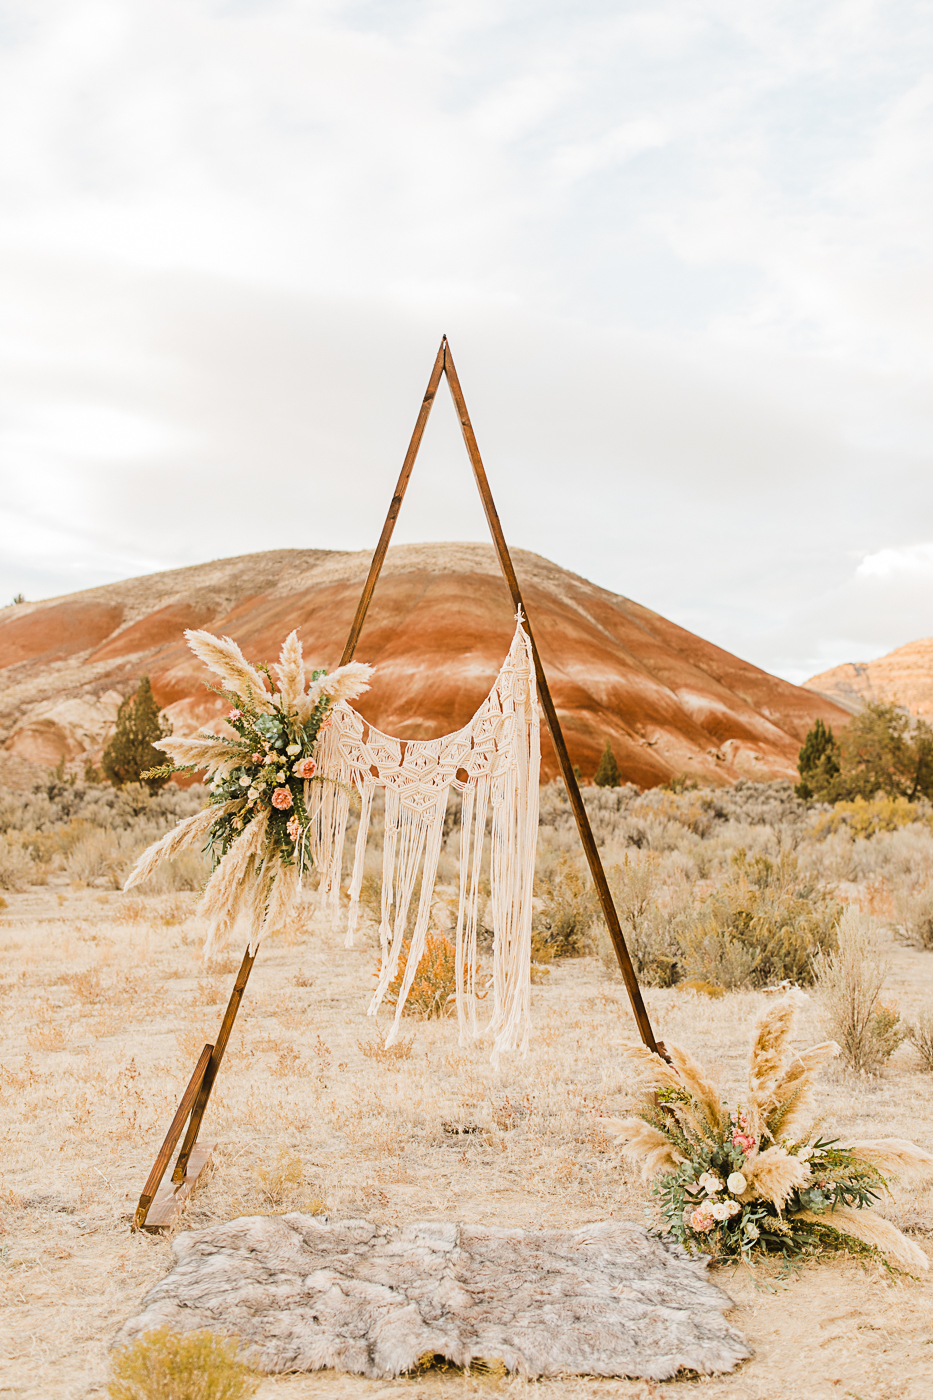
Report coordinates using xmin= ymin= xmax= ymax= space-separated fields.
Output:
xmin=0 ymin=1 xmax=931 ymax=686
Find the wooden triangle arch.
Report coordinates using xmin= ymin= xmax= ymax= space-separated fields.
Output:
xmin=133 ymin=335 xmax=660 ymax=1232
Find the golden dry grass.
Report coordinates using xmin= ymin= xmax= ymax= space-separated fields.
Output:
xmin=1 ymin=884 xmax=933 ymax=1399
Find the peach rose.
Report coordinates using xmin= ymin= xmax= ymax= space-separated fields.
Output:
xmin=292 ymin=758 xmax=316 ymax=779
xmin=271 ymin=787 xmax=293 ymax=810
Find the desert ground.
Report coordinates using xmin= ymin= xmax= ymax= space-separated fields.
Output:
xmin=1 ymin=860 xmax=932 ymax=1400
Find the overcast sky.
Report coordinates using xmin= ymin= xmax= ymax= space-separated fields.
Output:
xmin=1 ymin=1 xmax=932 ymax=684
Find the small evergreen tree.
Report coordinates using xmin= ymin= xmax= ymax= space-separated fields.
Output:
xmin=593 ymin=740 xmax=621 ymax=788
xmin=101 ymin=677 xmax=172 ymax=793
xmin=795 ymin=717 xmax=840 ymax=800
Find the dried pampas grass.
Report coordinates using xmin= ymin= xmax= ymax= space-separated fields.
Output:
xmin=273 ymin=630 xmax=306 ymax=713
xmin=298 ymin=663 xmax=373 ymax=721
xmin=741 ymin=1145 xmax=809 ymax=1209
xmin=185 ymin=629 xmax=273 ymax=709
xmin=123 ymin=802 xmax=240 ymax=891
xmin=156 ymin=734 xmax=245 ymax=777
xmin=759 ymin=1041 xmax=840 ymax=1142
xmin=667 ymin=1043 xmax=724 ymax=1133
xmin=841 ymin=1139 xmax=933 ymax=1182
xmin=794 ymin=1206 xmax=929 ymax=1274
xmin=747 ymin=990 xmax=808 ymax=1126
xmin=603 ymin=1116 xmax=687 ymax=1179
xmin=615 ymin=1039 xmax=682 ymax=1092
xmin=198 ymin=808 xmax=270 ymax=949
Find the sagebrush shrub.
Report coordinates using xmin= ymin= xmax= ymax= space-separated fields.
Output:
xmin=814 ymin=908 xmax=905 ymax=1073
xmin=532 ymin=853 xmax=596 ymax=957
xmin=108 ymin=1327 xmax=258 ymax=1400
xmin=0 ymin=833 xmax=34 ymax=890
xmin=907 ymin=1007 xmax=933 ymax=1071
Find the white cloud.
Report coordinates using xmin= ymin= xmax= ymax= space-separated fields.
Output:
xmin=0 ymin=0 xmax=931 ymax=681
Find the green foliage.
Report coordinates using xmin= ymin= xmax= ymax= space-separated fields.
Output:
xmin=681 ymin=849 xmax=840 ymax=989
xmin=801 ymin=704 xmax=933 ymax=804
xmin=593 ymin=740 xmax=620 ymax=788
xmin=102 ymin=678 xmax=173 ymax=794
xmin=11 ymin=592 xmax=25 ymax=605
xmin=108 ymin=1326 xmax=259 ymax=1400
xmin=795 ymin=717 xmax=840 ymax=799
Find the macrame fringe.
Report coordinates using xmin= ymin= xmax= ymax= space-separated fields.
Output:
xmin=309 ymin=620 xmax=540 ymax=1063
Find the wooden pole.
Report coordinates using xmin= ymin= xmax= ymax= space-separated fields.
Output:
xmin=134 ymin=1042 xmax=213 ymax=1229
xmin=172 ymin=945 xmax=257 ymax=1182
xmin=340 ymin=340 xmax=447 ymax=667
xmin=440 ymin=342 xmax=660 ymax=1054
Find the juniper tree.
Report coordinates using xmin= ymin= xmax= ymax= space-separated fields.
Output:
xmin=795 ymin=717 xmax=840 ymax=800
xmin=593 ymin=739 xmax=621 ymax=788
xmin=101 ymin=676 xmax=172 ymax=793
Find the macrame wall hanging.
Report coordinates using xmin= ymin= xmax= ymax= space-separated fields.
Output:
xmin=309 ymin=617 xmax=540 ymax=1063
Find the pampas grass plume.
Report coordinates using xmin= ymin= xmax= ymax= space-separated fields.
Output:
xmin=614 ymin=1039 xmax=682 ymax=1091
xmin=185 ymin=629 xmax=272 ymax=709
xmin=667 ymin=1043 xmax=724 ymax=1131
xmin=156 ymin=734 xmax=244 ymax=776
xmin=742 ymin=1145 xmax=809 ymax=1209
xmin=274 ymin=630 xmax=306 ymax=713
xmin=603 ymin=1116 xmax=687 ymax=1179
xmin=842 ymin=1138 xmax=933 ymax=1182
xmin=123 ymin=803 xmax=239 ymax=891
xmin=795 ymin=1206 xmax=929 ymax=1274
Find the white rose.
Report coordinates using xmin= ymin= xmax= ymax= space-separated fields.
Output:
xmin=710 ymin=1201 xmax=729 ymax=1221
xmin=239 ymin=775 xmax=250 ymax=787
xmin=286 ymin=743 xmax=301 ymax=756
xmin=727 ymin=1199 xmax=741 ymax=1216
xmin=705 ymin=1176 xmax=723 ymax=1196
xmin=727 ymin=1172 xmax=747 ymax=1194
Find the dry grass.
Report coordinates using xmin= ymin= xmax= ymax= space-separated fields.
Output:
xmin=1 ymin=876 xmax=933 ymax=1399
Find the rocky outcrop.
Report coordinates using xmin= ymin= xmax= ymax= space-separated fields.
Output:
xmin=805 ymin=637 xmax=933 ymax=719
xmin=0 ymin=543 xmax=848 ymax=787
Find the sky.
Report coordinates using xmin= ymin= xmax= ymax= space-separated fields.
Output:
xmin=1 ymin=1 xmax=932 ymax=684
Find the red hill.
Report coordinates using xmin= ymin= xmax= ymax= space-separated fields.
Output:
xmin=0 ymin=544 xmax=847 ymax=787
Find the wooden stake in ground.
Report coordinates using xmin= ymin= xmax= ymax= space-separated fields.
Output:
xmin=132 ymin=336 xmax=660 ymax=1231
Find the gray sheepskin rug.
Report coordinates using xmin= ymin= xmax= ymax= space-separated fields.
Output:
xmin=116 ymin=1215 xmax=751 ymax=1380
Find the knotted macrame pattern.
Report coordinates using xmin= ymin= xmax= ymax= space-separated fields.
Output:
xmin=309 ymin=620 xmax=540 ymax=1063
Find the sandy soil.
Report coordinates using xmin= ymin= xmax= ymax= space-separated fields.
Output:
xmin=1 ymin=882 xmax=932 ymax=1400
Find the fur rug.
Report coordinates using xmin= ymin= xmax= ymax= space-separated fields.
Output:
xmin=116 ymin=1215 xmax=751 ymax=1380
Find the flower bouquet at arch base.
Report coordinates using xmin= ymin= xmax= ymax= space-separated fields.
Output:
xmin=605 ymin=991 xmax=933 ymax=1274
xmin=124 ymin=628 xmax=372 ymax=953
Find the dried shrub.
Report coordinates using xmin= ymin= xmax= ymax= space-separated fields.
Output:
xmin=357 ymin=1033 xmax=415 ymax=1063
xmin=533 ymin=853 xmax=597 ymax=958
xmin=65 ymin=827 xmax=143 ymax=888
xmin=598 ymin=854 xmax=681 ymax=986
xmin=896 ymin=882 xmax=933 ymax=948
xmin=814 ymin=908 xmax=906 ymax=1073
xmin=108 ymin=1326 xmax=259 ymax=1400
xmin=907 ymin=1007 xmax=933 ymax=1071
xmin=0 ymin=833 xmax=34 ymax=891
xmin=384 ymin=934 xmax=459 ymax=1019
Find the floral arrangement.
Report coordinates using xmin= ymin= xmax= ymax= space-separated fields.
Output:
xmin=606 ymin=992 xmax=933 ymax=1273
xmin=123 ymin=628 xmax=372 ymax=953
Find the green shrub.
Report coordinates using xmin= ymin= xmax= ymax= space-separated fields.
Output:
xmin=680 ymin=849 xmax=839 ymax=989
xmin=102 ymin=677 xmax=172 ymax=793
xmin=108 ymin=1327 xmax=259 ymax=1400
xmin=593 ymin=741 xmax=620 ymax=788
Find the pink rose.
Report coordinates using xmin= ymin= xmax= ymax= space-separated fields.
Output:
xmin=293 ymin=758 xmax=316 ymax=779
xmin=286 ymin=814 xmax=302 ymax=841
xmin=271 ymin=787 xmax=293 ymax=810
xmin=690 ymin=1208 xmax=715 ymax=1233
